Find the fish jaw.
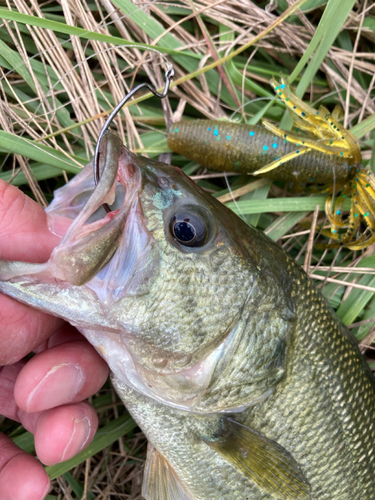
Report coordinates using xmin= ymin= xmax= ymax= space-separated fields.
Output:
xmin=0 ymin=131 xmax=152 ymax=331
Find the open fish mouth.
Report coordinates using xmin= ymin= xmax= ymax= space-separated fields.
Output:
xmin=45 ymin=132 xmax=145 ymax=289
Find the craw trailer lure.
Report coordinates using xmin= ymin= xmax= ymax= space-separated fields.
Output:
xmin=168 ymin=77 xmax=375 ymax=250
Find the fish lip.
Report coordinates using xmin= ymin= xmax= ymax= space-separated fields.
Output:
xmin=78 ymin=133 xmax=145 ymax=225
xmin=103 ymin=140 xmax=144 ymax=215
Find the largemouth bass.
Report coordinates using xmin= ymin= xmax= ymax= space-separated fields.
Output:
xmin=0 ymin=132 xmax=374 ymax=499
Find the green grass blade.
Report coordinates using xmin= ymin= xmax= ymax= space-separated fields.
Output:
xmin=242 ymin=181 xmax=272 ymax=227
xmin=353 ymin=295 xmax=375 ymax=341
xmin=0 ymin=131 xmax=84 ymax=173
xmin=0 ymin=165 xmax=62 ymax=185
xmin=62 ymin=471 xmax=95 ymax=500
xmin=281 ymin=0 xmax=357 ymax=129
xmin=290 ymin=0 xmax=357 ymax=88
xmin=265 ymin=212 xmax=311 ymax=241
xmin=277 ymin=0 xmax=327 ymax=10
xmin=336 ymin=276 xmax=375 ymax=326
xmin=226 ymin=195 xmax=351 ymax=215
xmin=351 ymin=113 xmax=375 ymax=139
xmin=12 ymin=430 xmax=35 ymax=454
xmin=0 ymin=8 xmax=196 ymax=58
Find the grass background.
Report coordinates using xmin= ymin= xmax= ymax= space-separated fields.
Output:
xmin=0 ymin=0 xmax=375 ymax=497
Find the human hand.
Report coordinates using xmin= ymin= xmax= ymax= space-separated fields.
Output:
xmin=0 ymin=181 xmax=109 ymax=500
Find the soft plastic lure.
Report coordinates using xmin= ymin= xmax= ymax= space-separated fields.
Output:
xmin=168 ymin=77 xmax=375 ymax=250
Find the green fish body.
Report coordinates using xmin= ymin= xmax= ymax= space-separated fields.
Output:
xmin=0 ymin=132 xmax=374 ymax=499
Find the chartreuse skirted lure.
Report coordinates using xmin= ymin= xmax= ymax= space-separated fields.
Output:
xmin=168 ymin=76 xmax=375 ymax=250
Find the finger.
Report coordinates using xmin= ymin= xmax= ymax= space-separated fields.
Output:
xmin=0 ymin=299 xmax=64 ymax=365
xmin=33 ymin=323 xmax=85 ymax=353
xmin=15 ymin=340 xmax=108 ymax=413
xmin=0 ymin=181 xmax=64 ymax=365
xmin=0 ymin=181 xmax=60 ymax=262
xmin=1 ymin=361 xmax=99 ymax=467
xmin=0 ymin=362 xmax=25 ymax=420
xmin=0 ymin=434 xmax=50 ymax=500
xmin=32 ymin=402 xmax=98 ymax=466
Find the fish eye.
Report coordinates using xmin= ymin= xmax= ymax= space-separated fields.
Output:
xmin=170 ymin=211 xmax=207 ymax=247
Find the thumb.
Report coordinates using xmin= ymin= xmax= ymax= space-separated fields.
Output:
xmin=0 ymin=181 xmax=64 ymax=365
xmin=0 ymin=181 xmax=60 ymax=262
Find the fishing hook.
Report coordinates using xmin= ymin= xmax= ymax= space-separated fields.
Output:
xmin=94 ymin=63 xmax=175 ymax=213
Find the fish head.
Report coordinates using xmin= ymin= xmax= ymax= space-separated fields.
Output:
xmin=1 ymin=132 xmax=295 ymax=412
xmin=76 ymin=134 xmax=263 ymax=407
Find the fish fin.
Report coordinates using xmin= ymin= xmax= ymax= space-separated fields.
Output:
xmin=142 ymin=443 xmax=192 ymax=500
xmin=204 ymin=417 xmax=311 ymax=500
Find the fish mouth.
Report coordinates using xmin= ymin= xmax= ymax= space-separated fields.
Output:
xmin=47 ymin=132 xmax=145 ymax=288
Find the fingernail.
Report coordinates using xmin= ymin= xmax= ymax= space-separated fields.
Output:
xmin=39 ymin=479 xmax=51 ymax=500
xmin=27 ymin=364 xmax=84 ymax=412
xmin=61 ymin=416 xmax=91 ymax=461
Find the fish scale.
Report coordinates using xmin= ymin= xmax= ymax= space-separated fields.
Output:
xmin=114 ymin=382 xmax=271 ymax=500
xmin=125 ymin=245 xmax=251 ymax=356
xmin=243 ymin=256 xmax=375 ymax=498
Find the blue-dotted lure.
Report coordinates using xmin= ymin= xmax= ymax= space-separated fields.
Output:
xmin=168 ymin=77 xmax=375 ymax=250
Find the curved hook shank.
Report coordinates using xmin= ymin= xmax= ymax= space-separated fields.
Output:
xmin=93 ymin=65 xmax=175 ymax=212
xmin=64 ymin=132 xmax=123 ymax=243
